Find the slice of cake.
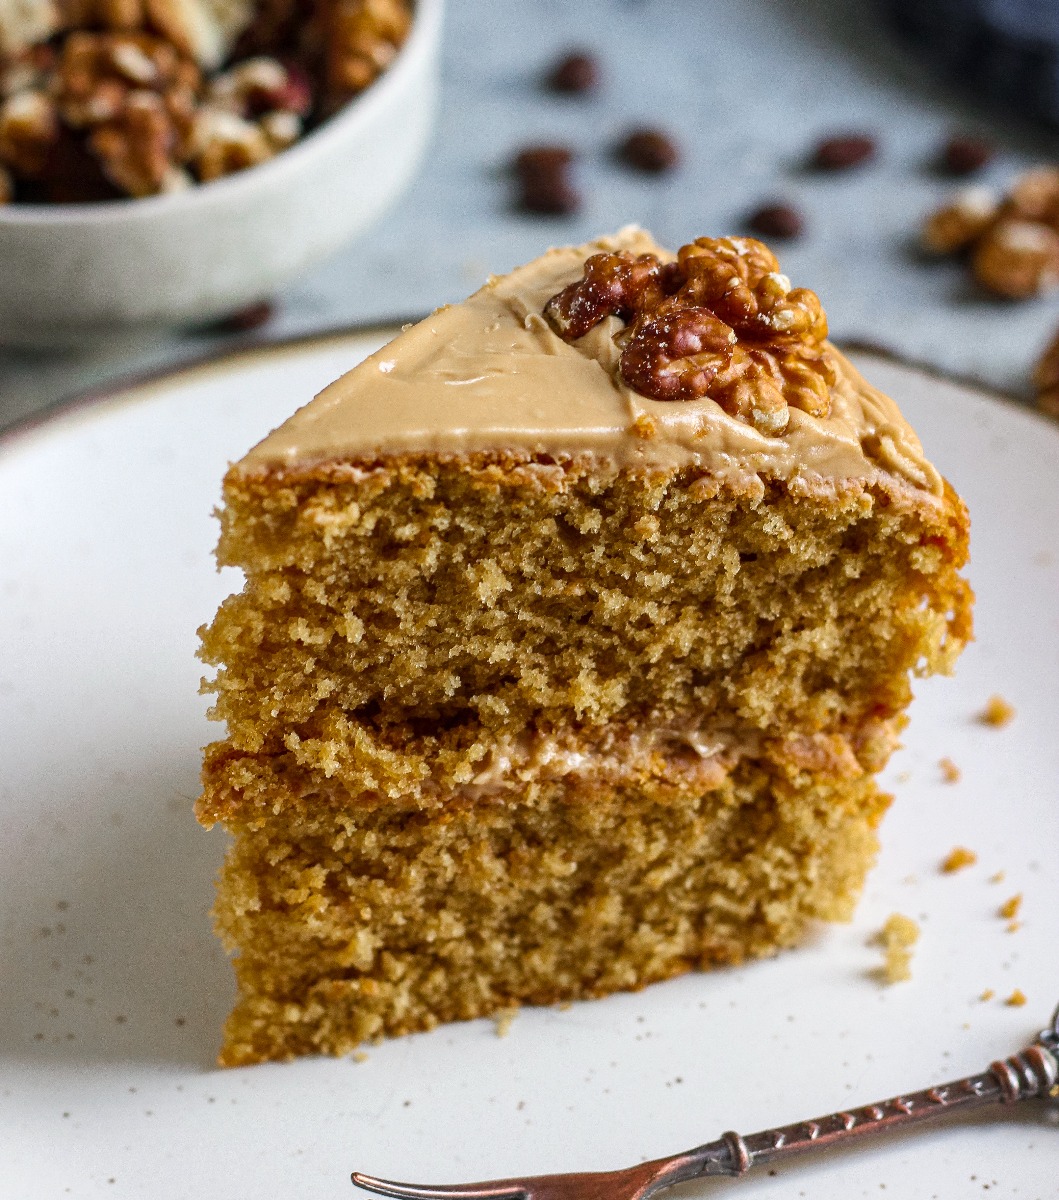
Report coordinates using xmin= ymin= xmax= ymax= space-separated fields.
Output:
xmin=197 ymin=228 xmax=972 ymax=1066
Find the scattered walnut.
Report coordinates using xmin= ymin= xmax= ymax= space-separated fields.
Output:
xmin=941 ymin=846 xmax=978 ymax=873
xmin=972 ymin=218 xmax=1059 ymax=299
xmin=1006 ymin=166 xmax=1059 ymax=224
xmin=920 ymin=187 xmax=998 ymax=255
xmin=544 ymin=237 xmax=834 ymax=435
xmin=938 ymin=756 xmax=961 ymax=783
xmin=0 ymin=89 xmax=60 ymax=177
xmin=979 ymin=694 xmax=1016 ymax=727
xmin=872 ymin=913 xmax=919 ymax=984
xmin=999 ymin=894 xmax=1023 ymax=920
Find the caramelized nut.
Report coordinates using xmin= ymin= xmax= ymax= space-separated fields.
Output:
xmin=544 ymin=236 xmax=834 ymax=434
xmin=972 ymin=218 xmax=1059 ymax=299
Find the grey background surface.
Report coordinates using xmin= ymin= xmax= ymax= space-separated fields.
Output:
xmin=5 ymin=0 xmax=1059 ymax=430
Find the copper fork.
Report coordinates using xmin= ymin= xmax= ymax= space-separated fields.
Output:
xmin=352 ymin=1002 xmax=1059 ymax=1200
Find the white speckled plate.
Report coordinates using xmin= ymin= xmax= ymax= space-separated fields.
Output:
xmin=1 ymin=336 xmax=1057 ymax=1200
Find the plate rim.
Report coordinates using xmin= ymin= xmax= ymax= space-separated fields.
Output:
xmin=2 ymin=329 xmax=1055 ymax=462
xmin=0 ymin=318 xmax=417 ymax=457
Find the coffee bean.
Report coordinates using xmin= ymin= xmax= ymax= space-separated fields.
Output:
xmin=213 ymin=301 xmax=276 ymax=333
xmin=518 ymin=172 xmax=580 ymax=215
xmin=812 ymin=133 xmax=877 ymax=170
xmin=941 ymin=134 xmax=994 ymax=176
xmin=618 ymin=128 xmax=680 ymax=173
xmin=747 ymin=202 xmax=805 ymax=240
xmin=546 ymin=51 xmax=599 ymax=94
xmin=514 ymin=145 xmax=574 ymax=177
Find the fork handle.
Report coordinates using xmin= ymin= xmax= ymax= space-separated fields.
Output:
xmin=682 ymin=1041 xmax=1058 ymax=1179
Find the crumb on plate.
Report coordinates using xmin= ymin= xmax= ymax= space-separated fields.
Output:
xmin=941 ymin=846 xmax=978 ymax=873
xmin=979 ymin=695 xmax=1016 ymax=727
xmin=938 ymin=756 xmax=961 ymax=783
xmin=493 ymin=1006 xmax=519 ymax=1038
xmin=872 ymin=913 xmax=920 ymax=983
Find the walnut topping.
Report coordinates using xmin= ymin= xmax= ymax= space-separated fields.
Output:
xmin=543 ymin=236 xmax=835 ymax=435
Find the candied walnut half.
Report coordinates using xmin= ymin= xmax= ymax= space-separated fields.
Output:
xmin=544 ymin=236 xmax=835 ymax=434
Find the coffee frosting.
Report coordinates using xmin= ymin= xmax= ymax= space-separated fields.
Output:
xmin=241 ymin=227 xmax=942 ymax=498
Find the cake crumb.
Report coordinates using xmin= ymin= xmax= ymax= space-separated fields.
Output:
xmin=941 ymin=846 xmax=978 ymax=873
xmin=979 ymin=695 xmax=1016 ymax=727
xmin=1005 ymin=989 xmax=1027 ymax=1008
xmin=980 ymin=989 xmax=995 ymax=1002
xmin=630 ymin=414 xmax=658 ymax=440
xmin=872 ymin=913 xmax=920 ymax=983
xmin=1006 ymin=920 xmax=1022 ymax=933
xmin=989 ymin=871 xmax=1006 ymax=884
xmin=493 ymin=1006 xmax=519 ymax=1038
xmin=352 ymin=1049 xmax=369 ymax=1063
xmin=998 ymin=894 xmax=1022 ymax=920
xmin=938 ymin=757 xmax=961 ymax=783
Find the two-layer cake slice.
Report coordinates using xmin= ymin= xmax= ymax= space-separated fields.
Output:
xmin=197 ymin=228 xmax=972 ymax=1066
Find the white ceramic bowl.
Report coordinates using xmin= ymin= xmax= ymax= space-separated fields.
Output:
xmin=0 ymin=0 xmax=442 ymax=348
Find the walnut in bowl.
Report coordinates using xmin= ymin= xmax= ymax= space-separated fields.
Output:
xmin=0 ymin=0 xmax=441 ymax=346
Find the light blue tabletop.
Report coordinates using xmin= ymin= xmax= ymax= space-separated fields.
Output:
xmin=4 ymin=0 xmax=1059 ymax=429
